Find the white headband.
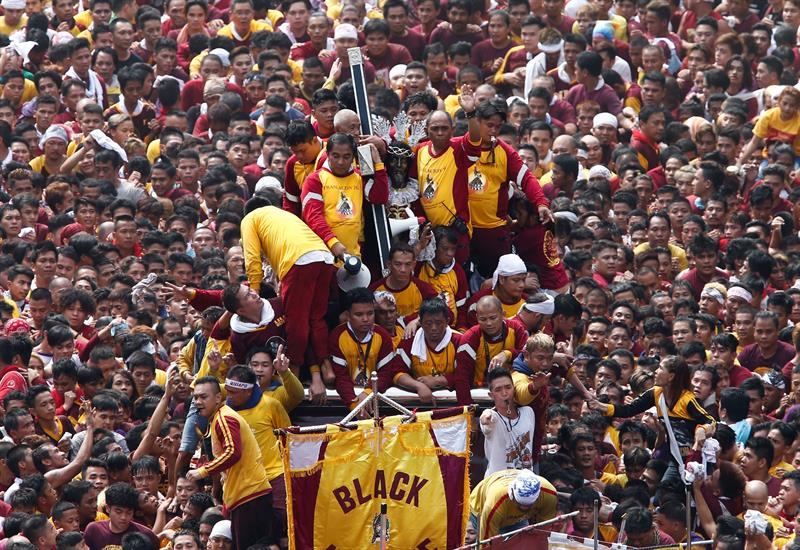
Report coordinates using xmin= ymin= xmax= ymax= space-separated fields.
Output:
xmin=540 ymin=40 xmax=564 ymax=54
xmin=700 ymin=287 xmax=725 ymax=305
xmin=727 ymin=286 xmax=753 ymax=303
xmin=522 ymin=296 xmax=555 ymax=315
xmin=225 ymin=379 xmax=254 ymax=390
xmin=553 ymin=211 xmax=579 ymax=224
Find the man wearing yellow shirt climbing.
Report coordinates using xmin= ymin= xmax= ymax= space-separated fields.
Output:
xmin=240 ymin=191 xmax=333 ymax=404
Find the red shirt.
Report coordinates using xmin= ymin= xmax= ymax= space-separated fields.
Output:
xmin=290 ymin=40 xmax=324 ymax=61
xmin=390 ymin=29 xmax=427 ymax=60
xmin=180 ymin=79 xmax=247 ymax=113
xmin=0 ymin=364 xmax=27 ymax=402
xmin=542 ymin=14 xmax=575 ymax=35
xmin=729 ymin=363 xmax=755 ymax=387
xmin=210 ymin=298 xmax=286 ymax=364
xmin=428 ymin=26 xmax=485 ymax=49
xmin=470 ymin=39 xmax=514 ymax=76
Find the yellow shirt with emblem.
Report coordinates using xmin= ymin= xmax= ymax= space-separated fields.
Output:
xmin=414 ymin=136 xmax=481 ymax=233
xmin=302 ymin=168 xmax=366 ymax=255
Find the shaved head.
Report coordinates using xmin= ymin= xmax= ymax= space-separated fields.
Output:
xmin=333 ymin=109 xmax=360 ymax=136
xmin=477 ymin=295 xmax=503 ymax=314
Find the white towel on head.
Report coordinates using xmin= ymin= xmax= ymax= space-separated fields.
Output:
xmin=492 ymin=253 xmax=526 ymax=289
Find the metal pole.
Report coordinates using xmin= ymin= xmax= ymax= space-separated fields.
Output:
xmin=380 ymin=501 xmax=388 ymax=550
xmin=377 ymin=393 xmax=414 ymax=416
xmin=340 ymin=391 xmax=377 ymax=424
xmin=451 ymin=512 xmax=580 ymax=550
xmin=348 ymin=46 xmax=391 ymax=270
xmin=593 ymin=498 xmax=599 ymax=550
xmin=686 ymin=488 xmax=692 ymax=550
xmin=372 ymin=372 xmax=380 ymax=425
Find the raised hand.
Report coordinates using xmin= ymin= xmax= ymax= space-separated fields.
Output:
xmin=458 ymin=85 xmax=477 ymax=113
xmin=163 ymin=281 xmax=192 ymax=302
xmin=537 ymin=205 xmax=554 ymax=225
xmin=273 ymin=344 xmax=290 ymax=373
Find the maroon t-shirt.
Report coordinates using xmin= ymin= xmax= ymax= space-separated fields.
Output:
xmin=362 ymin=44 xmax=413 ymax=86
xmin=470 ymin=39 xmax=514 ymax=76
xmin=542 ymin=14 xmax=575 ymax=35
xmin=738 ymin=341 xmax=795 ymax=373
xmin=320 ymin=55 xmax=377 ymax=85
xmin=84 ymin=520 xmax=158 ymax=550
xmin=428 ymin=26 xmax=485 ymax=49
xmin=729 ymin=363 xmax=755 ymax=387
xmin=390 ymin=29 xmax=427 ymax=60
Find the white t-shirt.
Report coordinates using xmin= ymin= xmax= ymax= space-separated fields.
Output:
xmin=481 ymin=406 xmax=536 ymax=478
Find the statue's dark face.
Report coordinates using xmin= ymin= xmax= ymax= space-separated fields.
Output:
xmin=389 ymin=157 xmax=409 ymax=188
xmin=387 ymin=141 xmax=412 ymax=189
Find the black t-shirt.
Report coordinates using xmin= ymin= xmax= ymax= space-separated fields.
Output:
xmin=114 ymin=52 xmax=144 ymax=72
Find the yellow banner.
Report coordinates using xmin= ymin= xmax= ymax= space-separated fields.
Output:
xmin=282 ymin=408 xmax=472 ymax=550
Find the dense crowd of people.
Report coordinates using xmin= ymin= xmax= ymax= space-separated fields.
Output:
xmin=1 ymin=0 xmax=800 ymax=546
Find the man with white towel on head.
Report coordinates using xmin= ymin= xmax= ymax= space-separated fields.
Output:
xmin=0 ymin=0 xmax=27 ymax=37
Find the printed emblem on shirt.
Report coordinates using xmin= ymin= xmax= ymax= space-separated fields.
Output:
xmin=422 ymin=174 xmax=437 ymax=200
xmin=468 ymin=167 xmax=486 ymax=193
xmin=543 ymin=230 xmax=560 ymax=267
xmin=336 ymin=191 xmax=354 ymax=219
xmin=505 ymin=430 xmax=533 ymax=469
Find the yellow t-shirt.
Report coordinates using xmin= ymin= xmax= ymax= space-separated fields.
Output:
xmin=146 ymin=139 xmax=160 ymax=163
xmin=216 ymin=19 xmax=273 ymax=45
xmin=74 ymin=9 xmax=93 ymax=28
xmin=751 ymin=107 xmax=800 ymax=155
xmin=29 ymin=155 xmax=47 ymax=175
xmin=769 ymin=460 xmax=795 ymax=478
xmin=0 ymin=14 xmax=28 ymax=36
xmin=470 ymin=469 xmax=558 ymax=540
xmin=633 ymin=242 xmax=689 ymax=271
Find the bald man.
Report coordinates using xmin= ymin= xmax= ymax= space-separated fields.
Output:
xmin=538 ymin=135 xmax=587 ymax=191
xmin=49 ymin=277 xmax=73 ymax=311
xmin=743 ymin=479 xmax=787 ymax=545
xmin=409 ymin=87 xmax=481 ymax=263
xmin=475 ymin=84 xmax=497 ymax=105
xmin=580 ymin=134 xmax=603 ymax=167
xmin=454 ymin=295 xmax=528 ymax=404
xmin=333 ymin=109 xmax=387 ymax=157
